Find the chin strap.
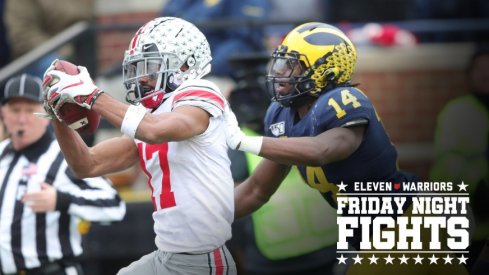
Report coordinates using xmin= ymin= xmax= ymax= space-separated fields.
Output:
xmin=141 ymin=91 xmax=165 ymax=109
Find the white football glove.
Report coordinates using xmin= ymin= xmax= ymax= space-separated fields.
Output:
xmin=224 ymin=103 xmax=245 ymax=150
xmin=36 ymin=60 xmax=61 ymax=120
xmin=33 ymin=60 xmax=59 ymax=120
xmin=43 ymin=65 xmax=103 ymax=114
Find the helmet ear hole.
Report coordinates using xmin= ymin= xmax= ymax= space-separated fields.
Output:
xmin=167 ymin=73 xmax=179 ymax=91
xmin=325 ymin=68 xmax=339 ymax=81
xmin=297 ymin=79 xmax=315 ymax=92
xmin=186 ymin=56 xmax=196 ymax=67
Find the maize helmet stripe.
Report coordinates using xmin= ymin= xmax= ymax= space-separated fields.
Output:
xmin=282 ymin=23 xmax=355 ymax=67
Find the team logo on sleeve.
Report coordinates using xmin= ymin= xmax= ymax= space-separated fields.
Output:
xmin=269 ymin=122 xmax=285 ymax=136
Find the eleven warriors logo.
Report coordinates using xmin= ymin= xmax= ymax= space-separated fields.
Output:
xmin=335 ymin=181 xmax=470 ymax=266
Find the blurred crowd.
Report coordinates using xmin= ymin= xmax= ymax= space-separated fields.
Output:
xmin=0 ymin=0 xmax=488 ymax=77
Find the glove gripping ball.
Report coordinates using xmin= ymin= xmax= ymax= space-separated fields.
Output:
xmin=53 ymin=60 xmax=101 ymax=134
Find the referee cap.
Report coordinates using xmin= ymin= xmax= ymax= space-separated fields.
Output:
xmin=2 ymin=74 xmax=43 ymax=105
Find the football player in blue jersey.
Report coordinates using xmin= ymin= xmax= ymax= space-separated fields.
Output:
xmin=225 ymin=22 xmax=469 ymax=274
xmin=226 ymin=21 xmax=417 ymax=222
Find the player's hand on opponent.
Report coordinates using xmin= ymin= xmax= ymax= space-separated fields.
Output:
xmin=223 ymin=103 xmax=245 ymax=150
xmin=224 ymin=103 xmax=264 ymax=155
xmin=22 ymin=182 xmax=57 ymax=212
xmin=42 ymin=60 xmax=103 ymax=115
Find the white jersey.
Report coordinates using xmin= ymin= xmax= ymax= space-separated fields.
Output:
xmin=136 ymin=79 xmax=234 ymax=253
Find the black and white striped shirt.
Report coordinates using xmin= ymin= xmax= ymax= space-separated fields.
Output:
xmin=0 ymin=131 xmax=126 ymax=274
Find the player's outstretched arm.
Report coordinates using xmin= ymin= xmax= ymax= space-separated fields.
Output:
xmin=224 ymin=105 xmax=364 ymax=165
xmin=44 ymin=63 xmax=211 ymax=145
xmin=52 ymin=119 xmax=138 ymax=178
xmin=93 ymin=93 xmax=210 ymax=143
xmin=260 ymin=126 xmax=365 ymax=167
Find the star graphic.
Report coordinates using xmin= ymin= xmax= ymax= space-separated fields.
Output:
xmin=458 ymin=254 xmax=468 ymax=264
xmin=399 ymin=254 xmax=409 ymax=264
xmin=429 ymin=254 xmax=439 ymax=264
xmin=337 ymin=181 xmax=348 ymax=192
xmin=443 ymin=254 xmax=453 ymax=264
xmin=352 ymin=254 xmax=363 ymax=264
xmin=384 ymin=254 xmax=394 ymax=264
xmin=369 ymin=254 xmax=378 ymax=264
xmin=457 ymin=181 xmax=468 ymax=192
xmin=414 ymin=254 xmax=423 ymax=264
xmin=337 ymin=254 xmax=347 ymax=264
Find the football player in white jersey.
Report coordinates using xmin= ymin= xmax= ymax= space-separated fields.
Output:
xmin=42 ymin=17 xmax=237 ymax=275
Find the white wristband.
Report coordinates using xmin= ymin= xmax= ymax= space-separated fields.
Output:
xmin=238 ymin=136 xmax=263 ymax=155
xmin=121 ymin=105 xmax=147 ymax=138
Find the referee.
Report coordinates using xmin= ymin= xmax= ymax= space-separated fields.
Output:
xmin=0 ymin=74 xmax=126 ymax=275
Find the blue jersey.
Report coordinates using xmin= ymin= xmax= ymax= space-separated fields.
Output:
xmin=264 ymin=86 xmax=417 ymax=208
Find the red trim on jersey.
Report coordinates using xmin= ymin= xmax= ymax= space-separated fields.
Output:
xmin=213 ymin=248 xmax=224 ymax=275
xmin=172 ymin=90 xmax=225 ymax=110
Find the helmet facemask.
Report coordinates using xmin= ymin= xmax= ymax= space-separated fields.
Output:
xmin=123 ymin=47 xmax=178 ymax=107
xmin=267 ymin=46 xmax=315 ymax=107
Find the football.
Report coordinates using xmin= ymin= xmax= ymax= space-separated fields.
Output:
xmin=52 ymin=60 xmax=100 ymax=134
